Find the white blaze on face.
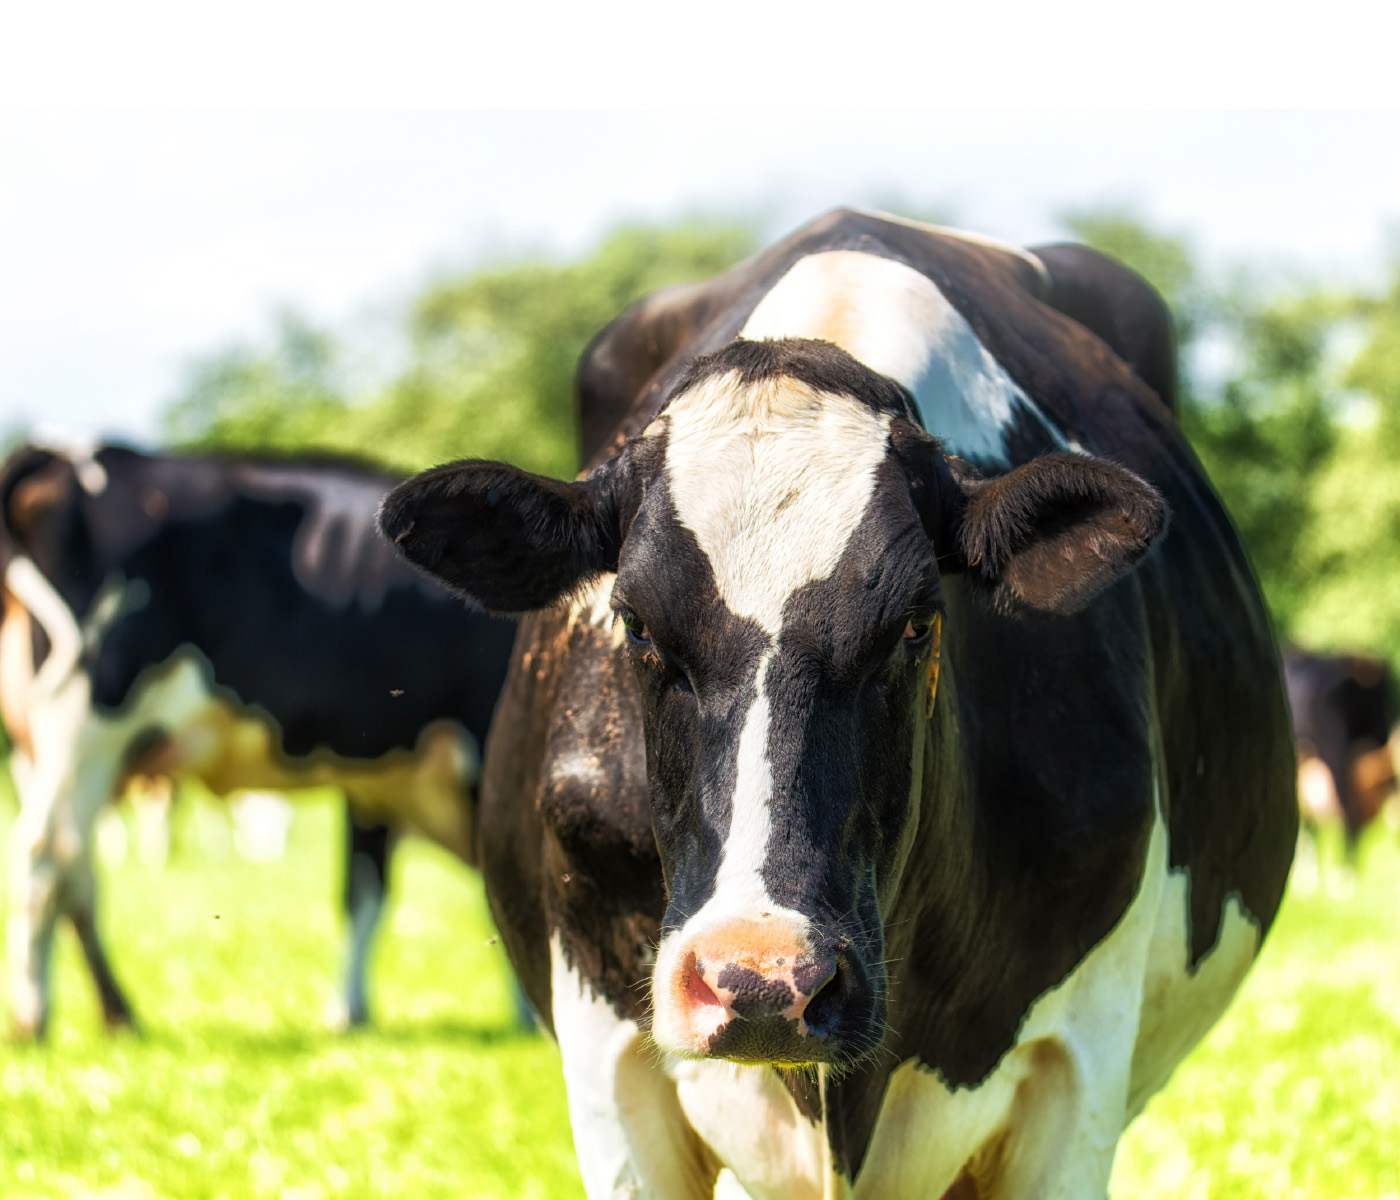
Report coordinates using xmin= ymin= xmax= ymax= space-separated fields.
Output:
xmin=664 ymin=370 xmax=891 ymax=638
xmin=740 ymin=249 xmax=1065 ymax=466
xmin=656 ymin=370 xmax=890 ymax=923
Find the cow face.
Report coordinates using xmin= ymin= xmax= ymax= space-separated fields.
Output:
xmin=381 ymin=337 xmax=1166 ymax=1071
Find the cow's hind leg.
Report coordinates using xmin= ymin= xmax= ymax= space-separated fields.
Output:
xmin=333 ymin=802 xmax=393 ymax=1029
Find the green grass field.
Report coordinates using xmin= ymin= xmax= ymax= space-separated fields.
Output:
xmin=1 ymin=791 xmax=1397 ymax=1199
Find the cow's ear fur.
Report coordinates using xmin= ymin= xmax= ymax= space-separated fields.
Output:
xmin=949 ymin=452 xmax=1167 ymax=615
xmin=379 ymin=454 xmax=629 ymax=613
xmin=0 ymin=449 xmax=73 ymax=550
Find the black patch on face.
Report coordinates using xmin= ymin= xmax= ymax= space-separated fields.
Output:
xmin=615 ymin=476 xmax=769 ymax=928
xmin=621 ymin=424 xmax=940 ymax=1074
xmin=744 ymin=454 xmax=940 ymax=1070
xmin=706 ymin=1013 xmax=807 ymax=1063
xmin=715 ymin=964 xmax=795 ymax=1017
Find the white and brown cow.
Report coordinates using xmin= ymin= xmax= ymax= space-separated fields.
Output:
xmin=0 ymin=445 xmax=515 ymax=1038
xmin=382 ymin=209 xmax=1296 ymax=1199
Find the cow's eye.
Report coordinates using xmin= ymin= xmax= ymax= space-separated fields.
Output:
xmin=903 ymin=617 xmax=933 ymax=642
xmin=620 ymin=612 xmax=651 ymax=646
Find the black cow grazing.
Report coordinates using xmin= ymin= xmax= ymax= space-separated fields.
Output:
xmin=1283 ymin=646 xmax=1398 ymax=858
xmin=382 ymin=209 xmax=1296 ymax=1199
xmin=0 ymin=444 xmax=514 ymax=1039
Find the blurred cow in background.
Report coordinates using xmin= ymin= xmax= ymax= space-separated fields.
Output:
xmin=0 ymin=444 xmax=515 ymax=1039
xmin=1283 ymin=646 xmax=1398 ymax=866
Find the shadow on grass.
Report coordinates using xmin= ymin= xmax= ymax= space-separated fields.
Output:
xmin=149 ymin=1016 xmax=541 ymax=1058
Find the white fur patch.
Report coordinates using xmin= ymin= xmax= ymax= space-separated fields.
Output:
xmin=550 ymin=936 xmax=712 ymax=1199
xmin=851 ymin=782 xmax=1264 ymax=1198
xmin=661 ymin=370 xmax=891 ymax=637
xmin=1126 ymin=881 xmax=1260 ymax=1118
xmin=669 ymin=1058 xmax=842 ymax=1200
xmin=570 ymin=571 xmax=625 ymax=646
xmin=739 ymin=250 xmax=1066 ymax=466
xmin=4 ymin=556 xmax=84 ymax=702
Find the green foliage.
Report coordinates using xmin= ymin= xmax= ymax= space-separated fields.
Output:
xmin=1288 ymin=257 xmax=1400 ymax=655
xmin=164 ymin=220 xmax=756 ymax=479
xmin=1182 ymin=285 xmax=1347 ymax=629
xmin=1112 ymin=826 xmax=1400 ymax=1199
xmin=164 ymin=311 xmax=347 ymax=455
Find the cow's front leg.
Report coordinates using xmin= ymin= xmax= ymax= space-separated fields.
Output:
xmin=6 ymin=753 xmax=130 ymax=1038
xmin=6 ymin=818 xmax=61 ymax=1039
xmin=67 ymin=871 xmax=136 ymax=1031
xmin=550 ymin=935 xmax=716 ymax=1200
xmin=328 ymin=803 xmax=393 ymax=1029
xmin=963 ymin=1036 xmax=1127 ymax=1200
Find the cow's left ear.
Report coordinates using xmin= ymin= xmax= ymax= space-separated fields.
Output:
xmin=947 ymin=452 xmax=1168 ymax=615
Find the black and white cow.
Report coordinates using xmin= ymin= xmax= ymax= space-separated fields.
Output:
xmin=1283 ymin=646 xmax=1397 ymax=857
xmin=382 ymin=209 xmax=1296 ymax=1199
xmin=0 ymin=444 xmax=515 ymax=1038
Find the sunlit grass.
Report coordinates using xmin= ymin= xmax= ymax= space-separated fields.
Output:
xmin=0 ymin=792 xmax=582 ymax=1200
xmin=1 ymin=784 xmax=1397 ymax=1199
xmin=1113 ymin=825 xmax=1400 ymax=1200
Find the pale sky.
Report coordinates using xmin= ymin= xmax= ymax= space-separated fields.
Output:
xmin=3 ymin=110 xmax=1398 ymax=445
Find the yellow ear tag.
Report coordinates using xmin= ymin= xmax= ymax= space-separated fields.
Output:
xmin=925 ymin=613 xmax=942 ymax=719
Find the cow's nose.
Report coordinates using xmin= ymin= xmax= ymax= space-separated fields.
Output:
xmin=653 ymin=914 xmax=838 ymax=1058
xmin=693 ymin=950 xmax=836 ymax=1026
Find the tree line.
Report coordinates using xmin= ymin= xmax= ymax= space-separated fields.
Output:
xmin=162 ymin=210 xmax=1400 ymax=669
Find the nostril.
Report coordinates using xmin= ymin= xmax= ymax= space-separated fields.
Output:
xmin=684 ymin=954 xmax=725 ymax=1012
xmin=800 ymin=957 xmax=845 ymax=1037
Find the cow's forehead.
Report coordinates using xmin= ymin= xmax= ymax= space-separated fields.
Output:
xmin=651 ymin=370 xmax=892 ymax=637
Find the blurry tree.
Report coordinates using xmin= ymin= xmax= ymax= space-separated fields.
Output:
xmin=164 ymin=219 xmax=756 ymax=479
xmin=165 ymin=311 xmax=345 ymax=453
xmin=1290 ymin=257 xmax=1400 ymax=655
xmin=1063 ymin=206 xmax=1347 ymax=640
xmin=1187 ymin=285 xmax=1347 ymax=631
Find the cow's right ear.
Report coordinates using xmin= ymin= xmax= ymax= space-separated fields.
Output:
xmin=379 ymin=454 xmax=629 ymax=613
xmin=0 ymin=448 xmax=72 ymax=548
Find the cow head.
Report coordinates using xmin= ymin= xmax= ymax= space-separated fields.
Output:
xmin=381 ymin=337 xmax=1166 ymax=1070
